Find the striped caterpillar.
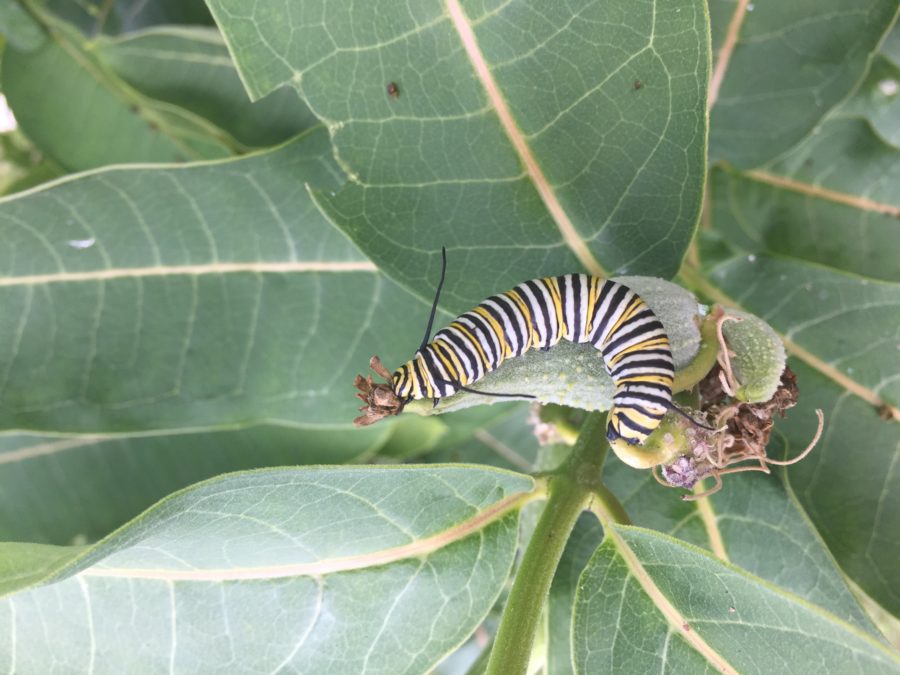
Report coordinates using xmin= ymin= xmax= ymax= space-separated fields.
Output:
xmin=355 ymin=249 xmax=695 ymax=446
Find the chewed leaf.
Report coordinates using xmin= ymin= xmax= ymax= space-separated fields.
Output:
xmin=405 ymin=277 xmax=702 ymax=416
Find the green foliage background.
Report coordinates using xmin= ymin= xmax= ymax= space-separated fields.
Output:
xmin=0 ymin=0 xmax=897 ymax=672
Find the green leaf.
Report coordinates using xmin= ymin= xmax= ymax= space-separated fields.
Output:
xmin=691 ymin=256 xmax=900 ymax=616
xmin=608 ymin=465 xmax=877 ymax=632
xmin=423 ymin=405 xmax=540 ymax=472
xmin=0 ymin=423 xmax=395 ymax=544
xmin=706 ymin=21 xmax=900 ymax=281
xmin=0 ymin=128 xmax=444 ymax=431
xmin=696 ymin=7 xmax=900 ymax=619
xmin=708 ymin=111 xmax=900 ymax=281
xmin=2 ymin=14 xmax=236 ymax=170
xmin=546 ymin=513 xmax=603 ymax=675
xmin=0 ymin=466 xmax=535 ymax=672
xmin=0 ymin=1 xmax=45 ymax=51
xmin=572 ymin=526 xmax=899 ymax=673
xmin=92 ymin=26 xmax=318 ymax=148
xmin=207 ymin=0 xmax=709 ymax=297
xmin=41 ymin=0 xmax=214 ymax=36
xmin=708 ymin=0 xmax=898 ymax=167
xmin=839 ymin=49 xmax=900 ymax=148
xmin=784 ymin=359 xmax=900 ymax=617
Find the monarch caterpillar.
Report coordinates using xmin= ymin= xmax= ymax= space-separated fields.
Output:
xmin=355 ymin=249 xmax=694 ymax=446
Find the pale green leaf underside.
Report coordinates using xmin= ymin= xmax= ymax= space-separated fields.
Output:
xmin=709 ymin=0 xmax=898 ymax=168
xmin=0 ymin=129 xmax=446 ymax=431
xmin=208 ymin=0 xmax=709 ymax=302
xmin=0 ymin=423 xmax=394 ymax=544
xmin=0 ymin=466 xmax=534 ymax=673
xmin=601 ymin=467 xmax=878 ymax=634
xmin=92 ymin=26 xmax=318 ymax=149
xmin=573 ymin=527 xmax=899 ymax=673
xmin=707 ymin=255 xmax=900 ymax=614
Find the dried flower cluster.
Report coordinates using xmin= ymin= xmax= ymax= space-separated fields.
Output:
xmin=653 ymin=311 xmax=823 ymax=499
xmin=353 ymin=356 xmax=404 ymax=426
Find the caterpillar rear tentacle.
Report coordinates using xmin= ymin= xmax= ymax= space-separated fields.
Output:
xmin=354 ymin=249 xmax=689 ymax=448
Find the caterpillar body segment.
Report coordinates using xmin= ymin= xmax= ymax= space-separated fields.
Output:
xmin=390 ymin=274 xmax=674 ymax=445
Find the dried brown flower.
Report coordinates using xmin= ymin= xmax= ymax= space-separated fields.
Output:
xmin=352 ymin=356 xmax=404 ymax=426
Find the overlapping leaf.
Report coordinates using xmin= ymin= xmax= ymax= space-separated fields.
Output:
xmin=572 ymin=527 xmax=899 ymax=673
xmin=2 ymin=17 xmax=233 ymax=169
xmin=698 ymin=256 xmax=900 ymax=615
xmin=0 ymin=128 xmax=443 ymax=431
xmin=92 ymin=27 xmax=317 ymax=148
xmin=696 ymin=9 xmax=900 ymax=621
xmin=544 ymin=463 xmax=882 ymax=674
xmin=0 ymin=423 xmax=392 ymax=544
xmin=707 ymin=21 xmax=900 ymax=281
xmin=0 ymin=466 xmax=535 ymax=673
xmin=207 ymin=0 xmax=709 ymax=308
xmin=708 ymin=0 xmax=898 ymax=167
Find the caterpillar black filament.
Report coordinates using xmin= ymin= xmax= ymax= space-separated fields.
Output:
xmin=354 ymin=249 xmax=675 ymax=446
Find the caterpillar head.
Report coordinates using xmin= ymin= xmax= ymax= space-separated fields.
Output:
xmin=353 ymin=355 xmax=405 ymax=426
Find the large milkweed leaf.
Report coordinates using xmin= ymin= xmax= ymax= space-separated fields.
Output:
xmin=0 ymin=128 xmax=443 ymax=432
xmin=2 ymin=15 xmax=234 ymax=170
xmin=707 ymin=0 xmax=898 ymax=168
xmin=544 ymin=464 xmax=882 ymax=674
xmin=572 ymin=526 xmax=899 ymax=673
xmin=602 ymin=466 xmax=878 ymax=633
xmin=206 ymin=0 xmax=709 ymax=307
xmin=706 ymin=22 xmax=900 ymax=282
xmin=92 ymin=26 xmax=318 ymax=148
xmin=0 ymin=424 xmax=392 ymax=544
xmin=0 ymin=466 xmax=535 ymax=673
xmin=692 ymin=13 xmax=900 ymax=619
xmin=684 ymin=256 xmax=900 ymax=616
xmin=0 ymin=407 xmax=526 ymax=547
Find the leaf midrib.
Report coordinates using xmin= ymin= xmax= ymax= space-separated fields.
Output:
xmin=80 ymin=487 xmax=539 ymax=582
xmin=444 ymin=0 xmax=605 ymax=277
xmin=605 ymin=525 xmax=739 ymax=674
xmin=607 ymin=525 xmax=900 ymax=669
xmin=743 ymin=168 xmax=900 ymax=216
xmin=0 ymin=262 xmax=378 ymax=287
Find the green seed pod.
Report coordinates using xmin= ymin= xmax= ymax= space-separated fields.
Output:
xmin=607 ymin=415 xmax=689 ymax=469
xmin=722 ymin=310 xmax=787 ymax=403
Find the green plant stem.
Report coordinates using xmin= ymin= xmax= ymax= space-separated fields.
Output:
xmin=673 ymin=310 xmax=720 ymax=392
xmin=591 ymin=483 xmax=632 ymax=526
xmin=485 ymin=413 xmax=609 ymax=675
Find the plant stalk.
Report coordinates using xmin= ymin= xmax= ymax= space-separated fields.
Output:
xmin=485 ymin=413 xmax=608 ymax=675
xmin=672 ymin=310 xmax=720 ymax=393
xmin=590 ymin=483 xmax=632 ymax=526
